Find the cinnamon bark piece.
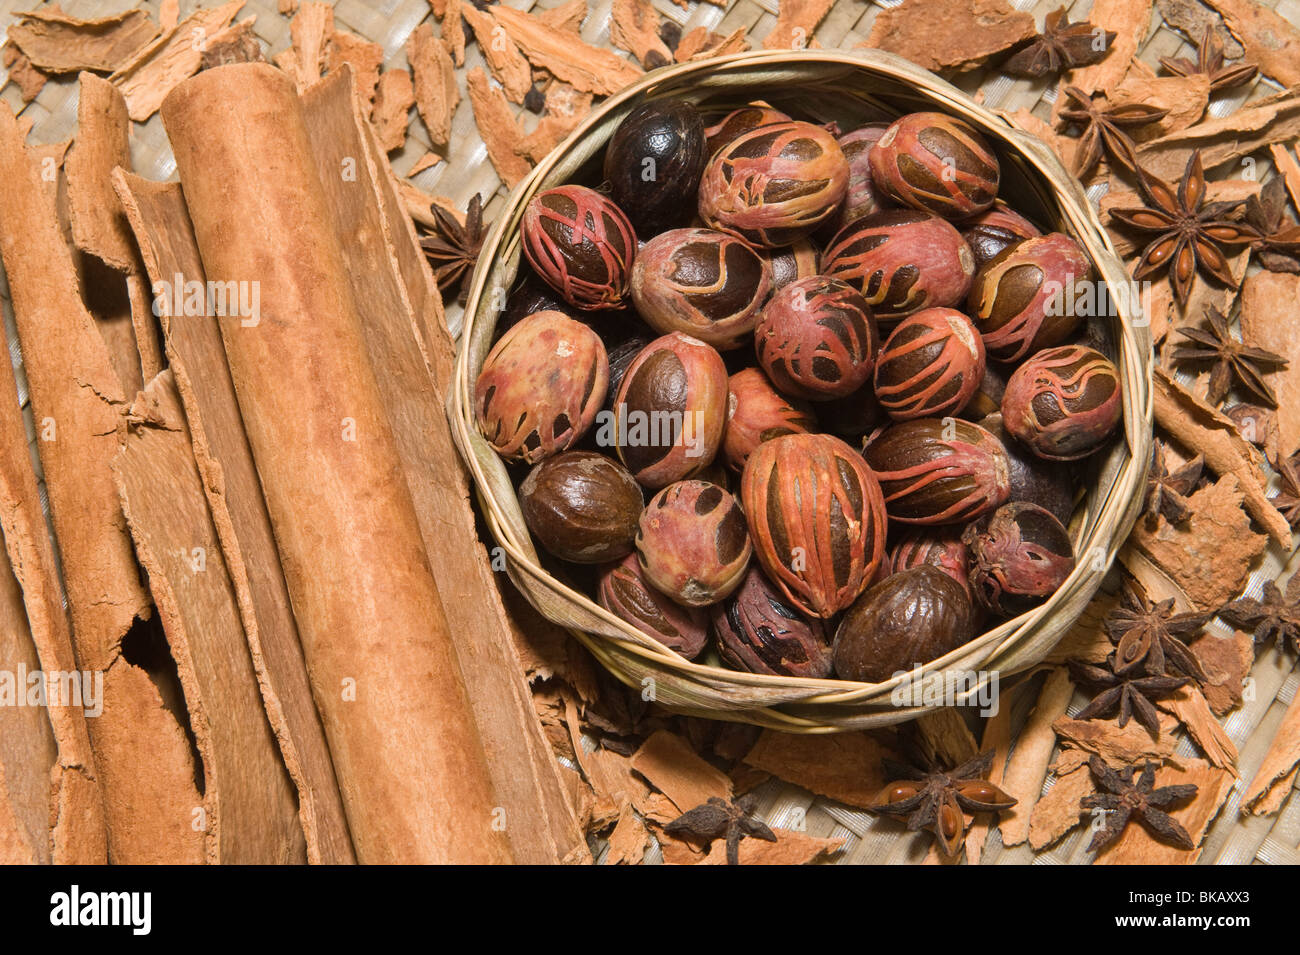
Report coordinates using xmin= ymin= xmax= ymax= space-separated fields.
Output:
xmin=1204 ymin=0 xmax=1300 ymax=88
xmin=442 ymin=0 xmax=466 ymax=67
xmin=199 ymin=19 xmax=265 ymax=71
xmin=326 ymin=32 xmax=382 ymax=106
xmin=65 ymin=74 xmax=137 ymax=272
xmin=998 ymin=667 xmax=1074 ymax=846
xmin=466 ymin=67 xmax=532 ymax=188
xmin=2 ymin=42 xmax=49 ymax=102
xmin=763 ymin=0 xmax=834 ymax=50
xmin=299 ymin=68 xmax=586 ymax=863
xmin=1064 ymin=0 xmax=1151 ymax=93
xmin=610 ymin=0 xmax=672 ymax=69
xmin=743 ymin=730 xmax=895 ymax=808
xmin=161 ymin=63 xmax=509 ymax=864
xmin=407 ymin=22 xmax=459 ymax=147
xmin=1242 ymin=688 xmax=1300 ymax=815
xmin=7 ymin=8 xmax=160 ymax=74
xmin=114 ymin=371 xmax=305 ymax=864
xmin=371 ymin=68 xmax=415 ymax=153
xmin=112 ymin=170 xmax=355 ymax=865
xmin=462 ymin=5 xmax=532 ymax=104
xmin=865 ymin=0 xmax=1036 ymax=72
xmin=1241 ymin=271 xmax=1300 ymax=459
xmin=492 ymin=5 xmax=641 ymax=96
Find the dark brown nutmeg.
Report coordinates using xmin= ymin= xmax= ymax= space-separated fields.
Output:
xmin=722 ymin=367 xmax=817 ymax=472
xmin=833 ymin=566 xmax=976 ymax=683
xmin=699 ymin=120 xmax=850 ymax=248
xmin=868 ymin=112 xmax=1000 ymax=219
xmin=604 ymin=336 xmax=650 ymax=413
xmin=636 ymin=480 xmax=751 ymax=606
xmin=604 ymin=100 xmax=708 ymax=235
xmin=702 ymin=105 xmax=792 ymax=157
xmin=963 ymin=502 xmax=1075 ymax=617
xmin=823 ymin=208 xmax=976 ymax=325
xmin=522 ymin=184 xmax=637 ymax=310
xmin=967 ymin=233 xmax=1093 ymax=363
xmin=889 ymin=526 xmax=973 ymax=597
xmin=1001 ymin=345 xmax=1123 ymax=461
xmin=613 ymin=332 xmax=729 ymax=488
xmin=755 ymin=276 xmax=879 ymax=400
xmin=710 ymin=565 xmax=833 ymax=677
xmin=979 ymin=413 xmax=1075 ymax=525
xmin=823 ymin=124 xmax=893 ymax=235
xmin=874 ymin=307 xmax=986 ymax=420
xmin=598 ymin=552 xmax=708 ymax=658
xmin=960 ymin=362 xmax=1008 ymax=421
xmin=475 ymin=311 xmax=608 ymax=463
xmin=961 ymin=202 xmax=1042 ymax=271
xmin=764 ymin=238 xmax=821 ymax=291
xmin=741 ymin=433 xmax=888 ymax=618
xmin=631 ymin=228 xmax=773 ymax=349
xmin=816 ymin=383 xmax=884 ymax=440
xmin=863 ymin=417 xmax=1011 ymax=525
xmin=520 ymin=451 xmax=643 ymax=563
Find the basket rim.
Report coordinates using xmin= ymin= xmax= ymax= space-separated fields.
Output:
xmin=449 ymin=48 xmax=1154 ymax=715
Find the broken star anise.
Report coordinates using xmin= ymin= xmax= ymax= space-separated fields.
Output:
xmin=1245 ymin=176 xmax=1300 ymax=274
xmin=1109 ymin=151 xmax=1258 ymax=305
xmin=1081 ymin=756 xmax=1198 ymax=853
xmin=1219 ymin=575 xmax=1300 ymax=657
xmin=1057 ymin=86 xmax=1167 ymax=180
xmin=1143 ymin=442 xmax=1203 ymax=528
xmin=1159 ymin=26 xmax=1258 ymax=93
xmin=1103 ymin=577 xmax=1210 ymax=681
xmin=1003 ymin=6 xmax=1116 ymax=78
xmin=869 ymin=751 xmax=1016 ymax=858
xmin=1067 ymin=656 xmax=1188 ymax=738
xmin=1170 ymin=306 xmax=1287 ymax=408
xmin=419 ymin=193 xmax=485 ymax=305
xmin=1268 ymin=451 xmax=1300 ymax=528
xmin=664 ymin=794 xmax=776 ymax=866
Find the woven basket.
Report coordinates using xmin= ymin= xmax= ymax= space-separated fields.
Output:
xmin=449 ymin=49 xmax=1153 ymax=732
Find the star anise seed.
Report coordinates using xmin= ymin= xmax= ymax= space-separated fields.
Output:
xmin=1170 ymin=306 xmax=1287 ymax=408
xmin=1269 ymin=451 xmax=1300 ymax=528
xmin=1219 ymin=576 xmax=1300 ymax=657
xmin=1245 ymin=176 xmax=1300 ymax=274
xmin=1058 ymin=86 xmax=1167 ymax=180
xmin=869 ymin=751 xmax=1016 ymax=858
xmin=1081 ymin=756 xmax=1198 ymax=853
xmin=664 ymin=794 xmax=777 ymax=865
xmin=1144 ymin=442 xmax=1203 ymax=528
xmin=1068 ymin=657 xmax=1188 ymax=738
xmin=1109 ymin=151 xmax=1258 ymax=305
xmin=1003 ymin=7 xmax=1116 ymax=78
xmin=1159 ymin=26 xmax=1258 ymax=93
xmin=1103 ymin=577 xmax=1210 ymax=681
xmin=419 ymin=193 xmax=485 ymax=306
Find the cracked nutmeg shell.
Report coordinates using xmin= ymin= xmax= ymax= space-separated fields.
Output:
xmin=833 ymin=565 xmax=977 ymax=683
xmin=754 ymin=276 xmax=880 ymax=400
xmin=698 ymin=120 xmax=850 ymax=248
xmin=874 ymin=307 xmax=986 ymax=420
xmin=1001 ymin=344 xmax=1123 ymax=461
xmin=967 ymin=232 xmax=1093 ymax=363
xmin=722 ymin=367 xmax=817 ymax=472
xmin=961 ymin=201 xmax=1042 ymax=271
xmin=614 ymin=332 xmax=729 ymax=489
xmin=522 ymin=184 xmax=637 ymax=310
xmin=598 ymin=552 xmax=708 ymax=658
xmin=868 ymin=112 xmax=1000 ymax=219
xmin=520 ymin=451 xmax=643 ymax=563
xmin=823 ymin=208 xmax=976 ymax=325
xmin=711 ymin=565 xmax=833 ymax=677
xmin=631 ymin=228 xmax=773 ymax=350
xmin=604 ymin=100 xmax=708 ymax=236
xmin=888 ymin=526 xmax=973 ymax=598
xmin=863 ymin=417 xmax=1011 ymax=525
xmin=475 ymin=311 xmax=608 ymax=464
xmin=636 ymin=480 xmax=751 ymax=606
xmin=741 ymin=433 xmax=887 ymax=618
xmin=963 ymin=502 xmax=1076 ymax=617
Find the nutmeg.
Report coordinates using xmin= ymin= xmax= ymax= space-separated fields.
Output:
xmin=722 ymin=367 xmax=817 ymax=471
xmin=522 ymin=184 xmax=637 ymax=310
xmin=963 ymin=502 xmax=1076 ymax=617
xmin=711 ymin=565 xmax=833 ymax=678
xmin=604 ymin=100 xmax=708 ymax=235
xmin=873 ymin=307 xmax=985 ymax=420
xmin=754 ymin=276 xmax=879 ymax=400
xmin=520 ymin=451 xmax=643 ymax=563
xmin=979 ymin=413 xmax=1075 ymax=525
xmin=1001 ymin=345 xmax=1122 ymax=461
xmin=868 ymin=112 xmax=1000 ymax=219
xmin=636 ymin=480 xmax=751 ymax=606
xmin=961 ymin=202 xmax=1042 ymax=271
xmin=598 ymin=552 xmax=708 ymax=658
xmin=888 ymin=526 xmax=973 ymax=597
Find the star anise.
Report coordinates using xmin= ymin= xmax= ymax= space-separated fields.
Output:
xmin=1068 ymin=657 xmax=1188 ymax=738
xmin=868 ymin=751 xmax=1016 ymax=858
xmin=1057 ymin=86 xmax=1167 ymax=180
xmin=1109 ymin=151 xmax=1258 ymax=305
xmin=1245 ymin=176 xmax=1300 ymax=274
xmin=1170 ymin=306 xmax=1287 ymax=407
xmin=664 ymin=794 xmax=776 ymax=865
xmin=1159 ymin=26 xmax=1258 ymax=93
xmin=419 ymin=193 xmax=485 ymax=305
xmin=1269 ymin=451 xmax=1300 ymax=528
xmin=1103 ymin=577 xmax=1210 ymax=681
xmin=1081 ymin=756 xmax=1198 ymax=853
xmin=1143 ymin=442 xmax=1203 ymax=527
xmin=1003 ymin=7 xmax=1116 ymax=78
xmin=1219 ymin=576 xmax=1300 ymax=656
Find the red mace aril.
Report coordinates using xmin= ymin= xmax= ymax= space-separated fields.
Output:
xmin=754 ymin=276 xmax=879 ymax=400
xmin=741 ymin=433 xmax=887 ymax=618
xmin=1001 ymin=344 xmax=1123 ymax=461
xmin=710 ymin=565 xmax=833 ymax=678
xmin=963 ymin=502 xmax=1076 ymax=617
xmin=698 ymin=120 xmax=850 ymax=248
xmin=722 ymin=367 xmax=817 ymax=472
xmin=474 ymin=310 xmax=608 ymax=464
xmin=823 ymin=208 xmax=976 ymax=325
xmin=863 ymin=417 xmax=1011 ymax=525
xmin=598 ymin=552 xmax=709 ymax=659
xmin=967 ymin=232 xmax=1093 ymax=363
xmin=636 ymin=480 xmax=752 ymax=606
xmin=522 ymin=184 xmax=637 ymax=310
xmin=888 ymin=526 xmax=973 ymax=597
xmin=874 ymin=307 xmax=986 ymax=420
xmin=868 ymin=112 xmax=1000 ymax=219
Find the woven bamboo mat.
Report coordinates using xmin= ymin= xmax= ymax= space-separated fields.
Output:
xmin=2 ymin=0 xmax=1298 ymax=865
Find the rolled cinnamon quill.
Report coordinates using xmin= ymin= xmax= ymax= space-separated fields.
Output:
xmin=161 ymin=63 xmax=509 ymax=864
